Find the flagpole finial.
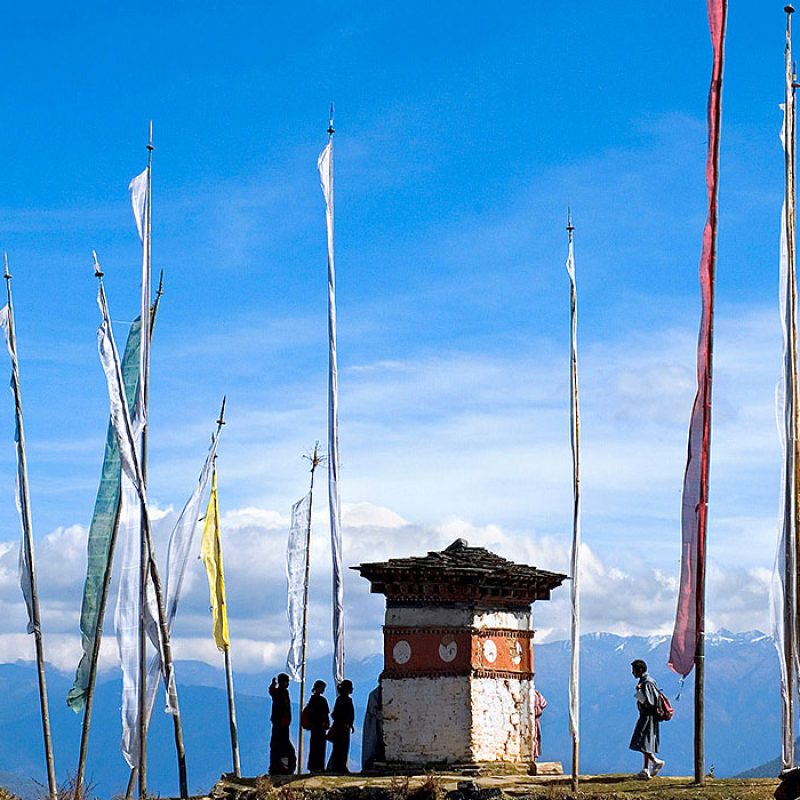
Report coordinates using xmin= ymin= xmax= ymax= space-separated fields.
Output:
xmin=217 ymin=396 xmax=227 ymax=427
xmin=787 ymin=4 xmax=795 ymax=15
xmin=566 ymin=209 xmax=575 ymax=235
xmin=303 ymin=441 xmax=324 ymax=471
xmin=327 ymin=104 xmax=335 ymax=137
xmin=147 ymin=120 xmax=154 ymax=153
xmin=91 ymin=250 xmax=104 ymax=279
xmin=156 ymin=270 xmax=164 ymax=299
xmin=3 ymin=253 xmax=10 ymax=282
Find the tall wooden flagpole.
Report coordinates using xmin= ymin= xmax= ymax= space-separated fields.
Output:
xmin=666 ymin=2 xmax=725 ymax=785
xmin=693 ymin=2 xmax=726 ymax=784
xmin=4 ymin=255 xmax=58 ymax=800
xmin=137 ymin=121 xmax=155 ymax=800
xmin=320 ymin=104 xmax=345 ymax=685
xmin=211 ymin=396 xmax=242 ymax=779
xmin=784 ymin=3 xmax=799 ymax=772
xmin=296 ymin=443 xmax=321 ymax=774
xmin=565 ymin=215 xmax=581 ymax=795
xmin=223 ymin=648 xmax=241 ymax=778
xmin=135 ymin=122 xmax=190 ymax=800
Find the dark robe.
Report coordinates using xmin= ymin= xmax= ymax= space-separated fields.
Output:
xmin=629 ymin=673 xmax=660 ymax=755
xmin=361 ymin=686 xmax=384 ymax=771
xmin=326 ymin=694 xmax=355 ymax=773
xmin=269 ymin=683 xmax=296 ymax=774
xmin=304 ymin=693 xmax=330 ymax=773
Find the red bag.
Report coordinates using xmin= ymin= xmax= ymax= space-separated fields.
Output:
xmin=656 ymin=690 xmax=674 ymax=722
xmin=301 ymin=707 xmax=312 ymax=731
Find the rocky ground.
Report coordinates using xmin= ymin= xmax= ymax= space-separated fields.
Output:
xmin=0 ymin=774 xmax=781 ymax=800
xmin=205 ymin=773 xmax=780 ymax=800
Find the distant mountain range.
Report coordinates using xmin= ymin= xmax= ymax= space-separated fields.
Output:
xmin=533 ymin=630 xmax=780 ymax=780
xmin=0 ymin=630 xmax=784 ymax=799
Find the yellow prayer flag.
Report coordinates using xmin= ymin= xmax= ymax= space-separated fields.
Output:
xmin=200 ymin=468 xmax=230 ymax=650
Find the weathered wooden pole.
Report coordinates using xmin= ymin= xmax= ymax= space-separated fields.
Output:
xmin=296 ymin=443 xmax=321 ymax=773
xmin=4 ymin=256 xmax=58 ymax=800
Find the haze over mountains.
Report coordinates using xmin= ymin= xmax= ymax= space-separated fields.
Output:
xmin=0 ymin=630 xmax=782 ymax=799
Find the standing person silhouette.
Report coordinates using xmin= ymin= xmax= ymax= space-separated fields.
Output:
xmin=326 ymin=679 xmax=355 ymax=773
xmin=302 ymin=680 xmax=330 ymax=773
xmin=629 ymin=659 xmax=664 ymax=779
xmin=268 ymin=673 xmax=296 ymax=774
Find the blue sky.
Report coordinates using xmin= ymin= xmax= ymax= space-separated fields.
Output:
xmin=0 ymin=2 xmax=793 ymax=675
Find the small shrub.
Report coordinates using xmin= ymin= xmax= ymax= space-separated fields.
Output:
xmin=387 ymin=777 xmax=411 ymax=800
xmin=254 ymin=776 xmax=279 ymax=800
xmin=409 ymin=775 xmax=444 ymax=800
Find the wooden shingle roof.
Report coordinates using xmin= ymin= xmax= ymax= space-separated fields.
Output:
xmin=353 ymin=538 xmax=567 ymax=605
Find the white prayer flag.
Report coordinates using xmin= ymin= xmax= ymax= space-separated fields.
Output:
xmin=150 ymin=425 xmax=222 ymax=714
xmin=129 ymin=165 xmax=150 ymax=429
xmin=98 ymin=281 xmax=161 ymax=767
xmin=129 ymin=168 xmax=148 ymax=243
xmin=565 ymin=230 xmax=581 ymax=746
xmin=0 ymin=304 xmax=36 ymax=635
xmin=772 ymin=86 xmax=797 ymax=769
xmin=286 ymin=492 xmax=311 ymax=681
xmin=318 ymin=138 xmax=345 ymax=683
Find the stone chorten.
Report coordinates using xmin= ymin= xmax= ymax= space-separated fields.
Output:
xmin=354 ymin=539 xmax=566 ymax=769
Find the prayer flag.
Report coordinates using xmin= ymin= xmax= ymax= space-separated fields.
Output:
xmin=669 ymin=0 xmax=728 ymax=678
xmin=286 ymin=492 xmax=311 ymax=680
xmin=771 ymin=21 xmax=798 ymax=770
xmin=129 ymin=167 xmax=150 ymax=429
xmin=97 ymin=281 xmax=159 ymax=768
xmin=318 ymin=137 xmax=345 ymax=683
xmin=0 ymin=304 xmax=36 ymax=635
xmin=565 ymin=228 xmax=580 ymax=746
xmin=67 ymin=314 xmax=142 ymax=712
xmin=201 ymin=469 xmax=230 ymax=651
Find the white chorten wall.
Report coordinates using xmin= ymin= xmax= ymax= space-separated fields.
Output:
xmin=382 ymin=676 xmax=472 ymax=763
xmin=470 ymin=676 xmax=535 ymax=763
xmin=382 ymin=603 xmax=536 ymax=765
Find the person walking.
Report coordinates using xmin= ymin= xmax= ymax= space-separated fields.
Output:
xmin=302 ymin=680 xmax=330 ymax=773
xmin=268 ymin=673 xmax=297 ymax=775
xmin=629 ymin=659 xmax=665 ymax=779
xmin=326 ymin=679 xmax=355 ymax=773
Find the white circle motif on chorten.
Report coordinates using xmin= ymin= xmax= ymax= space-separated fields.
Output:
xmin=439 ymin=637 xmax=458 ymax=663
xmin=483 ymin=639 xmax=498 ymax=663
xmin=393 ymin=640 xmax=412 ymax=665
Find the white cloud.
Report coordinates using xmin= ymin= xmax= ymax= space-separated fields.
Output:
xmin=0 ymin=288 xmax=785 ymax=673
xmin=0 ymin=492 xmax=776 ymax=674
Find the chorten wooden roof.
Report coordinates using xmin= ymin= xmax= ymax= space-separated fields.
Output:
xmin=353 ymin=538 xmax=567 ymax=605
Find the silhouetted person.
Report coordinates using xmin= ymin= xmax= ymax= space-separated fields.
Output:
xmin=326 ymin=679 xmax=355 ymax=773
xmin=269 ymin=673 xmax=296 ymax=774
xmin=533 ymin=689 xmax=547 ymax=761
xmin=361 ymin=684 xmax=384 ymax=771
xmin=303 ymin=680 xmax=330 ymax=773
xmin=629 ymin=659 xmax=664 ymax=779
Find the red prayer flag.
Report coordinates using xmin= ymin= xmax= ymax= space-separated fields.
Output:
xmin=668 ymin=0 xmax=728 ymax=678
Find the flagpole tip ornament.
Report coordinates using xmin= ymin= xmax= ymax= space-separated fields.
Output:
xmin=91 ymin=250 xmax=103 ymax=279
xmin=217 ymin=396 xmax=227 ymax=427
xmin=3 ymin=253 xmax=9 ymax=281
xmin=787 ymin=5 xmax=795 ymax=15
xmin=328 ymin=103 xmax=335 ymax=137
xmin=147 ymin=120 xmax=154 ymax=152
